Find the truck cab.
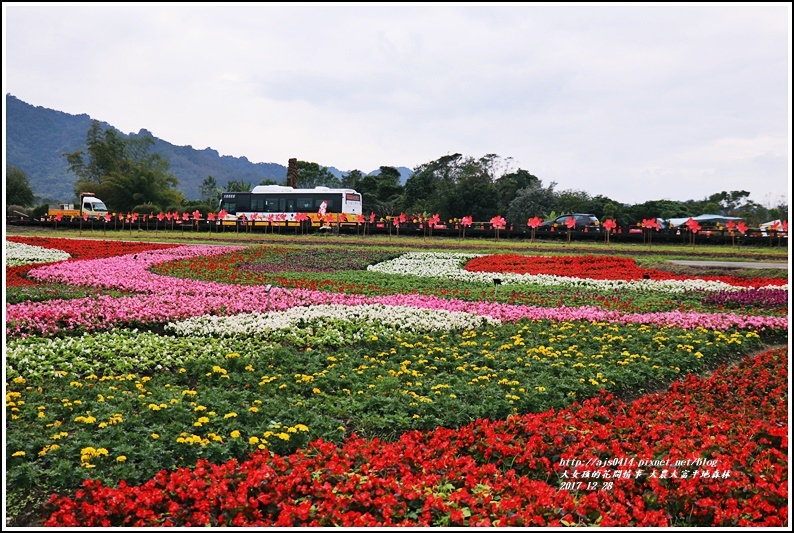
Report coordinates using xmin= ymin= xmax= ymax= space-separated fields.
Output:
xmin=80 ymin=195 xmax=109 ymax=218
xmin=48 ymin=193 xmax=109 ymax=220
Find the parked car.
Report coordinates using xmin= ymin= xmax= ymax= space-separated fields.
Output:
xmin=540 ymin=213 xmax=601 ymax=232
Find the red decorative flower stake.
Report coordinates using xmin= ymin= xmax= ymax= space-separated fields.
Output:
xmin=641 ymin=218 xmax=661 ymax=246
xmin=564 ymin=215 xmax=576 ymax=243
xmin=461 ymin=215 xmax=473 ymax=239
xmin=428 ymin=213 xmax=441 ymax=237
xmin=527 ymin=216 xmax=543 ymax=243
xmin=602 ymin=218 xmax=617 ymax=245
xmin=355 ymin=213 xmax=365 ymax=236
xmin=685 ymin=217 xmax=701 ymax=247
xmin=491 ymin=215 xmax=507 ymax=240
xmin=725 ymin=220 xmax=737 ymax=248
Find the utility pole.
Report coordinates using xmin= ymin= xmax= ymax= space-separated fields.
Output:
xmin=287 ymin=158 xmax=299 ymax=188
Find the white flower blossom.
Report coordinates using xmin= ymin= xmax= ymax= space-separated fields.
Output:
xmin=5 ymin=241 xmax=71 ymax=267
xmin=366 ymin=252 xmax=787 ymax=293
xmin=166 ymin=303 xmax=500 ymax=339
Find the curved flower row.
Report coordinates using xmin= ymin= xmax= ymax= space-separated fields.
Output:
xmin=41 ymin=347 xmax=788 ymax=527
xmin=8 ymin=246 xmax=788 ymax=337
xmin=367 ymin=252 xmax=789 ymax=292
xmin=5 ymin=240 xmax=72 ymax=267
xmin=464 ymin=253 xmax=787 ymax=288
xmin=165 ymin=304 xmax=500 ymax=338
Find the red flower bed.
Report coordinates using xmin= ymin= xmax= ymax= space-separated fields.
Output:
xmin=42 ymin=347 xmax=787 ymax=527
xmin=464 ymin=254 xmax=787 ymax=288
xmin=6 ymin=264 xmax=42 ymax=287
xmin=5 ymin=237 xmax=180 ymax=287
xmin=6 ymin=236 xmax=180 ymax=261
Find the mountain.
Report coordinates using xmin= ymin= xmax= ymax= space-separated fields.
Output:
xmin=6 ymin=94 xmax=412 ymax=202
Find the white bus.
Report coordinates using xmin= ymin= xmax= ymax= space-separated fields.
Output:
xmin=218 ymin=185 xmax=363 ymax=225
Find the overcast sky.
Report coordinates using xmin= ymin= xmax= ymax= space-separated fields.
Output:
xmin=3 ymin=3 xmax=791 ymax=206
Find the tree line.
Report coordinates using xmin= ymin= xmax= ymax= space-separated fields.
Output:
xmin=5 ymin=121 xmax=788 ymax=228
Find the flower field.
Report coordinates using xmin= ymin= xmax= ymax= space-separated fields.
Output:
xmin=4 ymin=235 xmax=789 ymax=527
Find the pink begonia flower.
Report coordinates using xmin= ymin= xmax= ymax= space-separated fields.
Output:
xmin=6 ymin=244 xmax=788 ymax=338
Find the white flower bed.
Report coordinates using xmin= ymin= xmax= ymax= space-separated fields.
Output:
xmin=166 ymin=303 xmax=501 ymax=341
xmin=366 ymin=251 xmax=787 ymax=293
xmin=5 ymin=241 xmax=72 ymax=267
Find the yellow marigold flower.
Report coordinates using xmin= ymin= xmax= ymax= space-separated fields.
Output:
xmin=224 ymin=412 xmax=238 ymax=419
xmin=312 ymin=388 xmax=321 ymax=394
xmin=249 ymin=407 xmax=259 ymax=413
xmin=276 ymin=433 xmax=290 ymax=441
xmin=116 ymin=456 xmax=127 ymax=462
xmin=249 ymin=436 xmax=260 ymax=445
xmin=295 ymin=424 xmax=309 ymax=432
xmin=230 ymin=430 xmax=241 ymax=439
xmin=12 ymin=451 xmax=25 ymax=457
xmin=13 ymin=377 xmax=26 ymax=384
xmin=151 ymin=433 xmax=160 ymax=439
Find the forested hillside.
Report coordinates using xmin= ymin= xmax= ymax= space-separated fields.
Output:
xmin=6 ymin=94 xmax=288 ymax=202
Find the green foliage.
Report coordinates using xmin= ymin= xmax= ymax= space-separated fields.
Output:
xmin=495 ymin=169 xmax=540 ymax=214
xmin=296 ymin=161 xmax=340 ymax=189
xmin=181 ymin=200 xmax=213 ymax=215
xmin=505 ymin=182 xmax=557 ymax=225
xmin=225 ymin=179 xmax=252 ymax=192
xmin=4 ymin=320 xmax=771 ymax=500
xmin=5 ymin=284 xmax=134 ymax=305
xmin=31 ymin=203 xmax=50 ymax=219
xmin=6 ymin=165 xmax=36 ymax=207
xmin=352 ymin=167 xmax=405 ymax=217
xmin=64 ymin=120 xmax=183 ymax=213
xmin=199 ymin=175 xmax=221 ymax=206
xmin=556 ymin=189 xmax=592 ymax=214
xmin=341 ymin=169 xmax=365 ymax=189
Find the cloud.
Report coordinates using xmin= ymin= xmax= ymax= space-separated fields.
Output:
xmin=4 ymin=3 xmax=790 ymax=205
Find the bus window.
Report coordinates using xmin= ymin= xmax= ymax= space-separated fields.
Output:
xmin=297 ymin=197 xmax=313 ymax=211
xmin=264 ymin=198 xmax=279 ymax=212
xmin=220 ymin=199 xmax=237 ymax=214
xmin=286 ymin=199 xmax=296 ymax=212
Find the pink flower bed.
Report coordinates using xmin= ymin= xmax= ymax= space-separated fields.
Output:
xmin=7 ymin=246 xmax=788 ymax=336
